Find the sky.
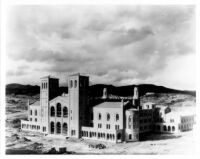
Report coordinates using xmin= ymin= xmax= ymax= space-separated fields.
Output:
xmin=6 ymin=5 xmax=195 ymax=90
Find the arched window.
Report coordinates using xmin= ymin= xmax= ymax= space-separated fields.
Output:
xmin=56 ymin=103 xmax=61 ymax=117
xmin=163 ymin=125 xmax=167 ymax=131
xmin=63 ymin=123 xmax=68 ymax=135
xmin=50 ymin=122 xmax=54 ymax=134
xmin=98 ymin=113 xmax=102 ymax=120
xmin=172 ymin=126 xmax=175 ymax=131
xmin=168 ymin=126 xmax=171 ymax=131
xmin=56 ymin=122 xmax=61 ymax=134
xmin=116 ymin=114 xmax=119 ymax=121
xmin=107 ymin=113 xmax=110 ymax=121
xmin=74 ymin=80 xmax=77 ymax=88
xmin=63 ymin=107 xmax=68 ymax=118
xmin=50 ymin=106 xmax=55 ymax=117
xmin=35 ymin=110 xmax=37 ymax=116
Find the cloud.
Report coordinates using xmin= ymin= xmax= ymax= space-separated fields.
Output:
xmin=6 ymin=5 xmax=195 ymax=89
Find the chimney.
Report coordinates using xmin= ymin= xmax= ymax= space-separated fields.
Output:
xmin=121 ymin=98 xmax=124 ymax=108
xmin=102 ymin=88 xmax=108 ymax=99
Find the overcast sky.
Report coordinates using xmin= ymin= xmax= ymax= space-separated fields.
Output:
xmin=6 ymin=5 xmax=195 ymax=90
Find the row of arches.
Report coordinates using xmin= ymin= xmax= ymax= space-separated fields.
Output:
xmin=155 ymin=125 xmax=175 ymax=132
xmin=50 ymin=104 xmax=68 ymax=117
xmin=163 ymin=125 xmax=175 ymax=132
xmin=98 ymin=113 xmax=119 ymax=121
xmin=50 ymin=122 xmax=68 ymax=135
xmin=81 ymin=131 xmax=117 ymax=141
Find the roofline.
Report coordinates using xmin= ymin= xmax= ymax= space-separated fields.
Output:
xmin=40 ymin=75 xmax=59 ymax=79
xmin=69 ymin=73 xmax=89 ymax=78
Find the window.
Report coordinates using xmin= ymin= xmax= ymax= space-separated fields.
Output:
xmin=70 ymin=80 xmax=73 ymax=88
xmin=74 ymin=80 xmax=77 ymax=88
xmin=35 ymin=118 xmax=37 ymax=122
xmin=30 ymin=118 xmax=32 ymax=121
xmin=106 ymin=124 xmax=110 ymax=129
xmin=107 ymin=113 xmax=110 ymax=121
xmin=56 ymin=103 xmax=61 ymax=117
xmin=98 ymin=113 xmax=102 ymax=120
xmin=98 ymin=123 xmax=102 ymax=128
xmin=63 ymin=123 xmax=68 ymax=135
xmin=115 ymin=125 xmax=119 ymax=130
xmin=56 ymin=122 xmax=61 ymax=134
xmin=129 ymin=134 xmax=132 ymax=140
xmin=50 ymin=122 xmax=54 ymax=134
xmin=63 ymin=107 xmax=68 ymax=118
xmin=43 ymin=126 xmax=46 ymax=132
xmin=35 ymin=110 xmax=37 ymax=116
xmin=30 ymin=110 xmax=32 ymax=115
xmin=116 ymin=114 xmax=119 ymax=121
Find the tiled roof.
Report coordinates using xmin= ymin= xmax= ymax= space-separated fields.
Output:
xmin=94 ymin=102 xmax=122 ymax=108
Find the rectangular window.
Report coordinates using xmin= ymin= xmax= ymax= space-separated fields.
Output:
xmin=98 ymin=123 xmax=102 ymax=128
xmin=35 ymin=118 xmax=37 ymax=122
xmin=106 ymin=124 xmax=110 ymax=129
xmin=30 ymin=118 xmax=32 ymax=121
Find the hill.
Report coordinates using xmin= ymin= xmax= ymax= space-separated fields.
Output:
xmin=6 ymin=83 xmax=195 ymax=97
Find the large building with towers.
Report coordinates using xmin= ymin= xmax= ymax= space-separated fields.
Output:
xmin=21 ymin=74 xmax=195 ymax=143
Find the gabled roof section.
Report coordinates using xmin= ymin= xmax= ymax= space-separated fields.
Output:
xmin=50 ymin=95 xmax=68 ymax=103
xmin=30 ymin=100 xmax=40 ymax=106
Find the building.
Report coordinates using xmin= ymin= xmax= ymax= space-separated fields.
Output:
xmin=21 ymin=74 xmax=195 ymax=143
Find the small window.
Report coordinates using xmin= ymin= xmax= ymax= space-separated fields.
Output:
xmin=98 ymin=113 xmax=102 ymax=120
xmin=30 ymin=110 xmax=32 ymax=115
xmin=35 ymin=110 xmax=37 ymax=116
xmin=70 ymin=80 xmax=73 ymax=88
xmin=30 ymin=118 xmax=32 ymax=121
xmin=107 ymin=113 xmax=110 ymax=121
xmin=35 ymin=118 xmax=37 ymax=122
xmin=116 ymin=114 xmax=119 ymax=121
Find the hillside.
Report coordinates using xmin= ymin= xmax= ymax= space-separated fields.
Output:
xmin=6 ymin=83 xmax=195 ymax=97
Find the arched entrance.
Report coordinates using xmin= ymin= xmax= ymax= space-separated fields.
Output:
xmin=63 ymin=123 xmax=68 ymax=135
xmin=50 ymin=107 xmax=55 ymax=117
xmin=57 ymin=122 xmax=61 ymax=134
xmin=63 ymin=107 xmax=68 ymax=118
xmin=50 ymin=122 xmax=54 ymax=134
xmin=168 ymin=126 xmax=171 ymax=131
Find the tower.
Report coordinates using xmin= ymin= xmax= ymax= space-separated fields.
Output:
xmin=102 ymin=88 xmax=108 ymax=99
xmin=40 ymin=76 xmax=59 ymax=133
xmin=133 ymin=87 xmax=140 ymax=108
xmin=68 ymin=73 xmax=89 ymax=138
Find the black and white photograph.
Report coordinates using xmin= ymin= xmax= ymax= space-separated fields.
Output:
xmin=1 ymin=1 xmax=199 ymax=156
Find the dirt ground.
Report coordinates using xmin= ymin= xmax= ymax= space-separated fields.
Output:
xmin=5 ymin=94 xmax=197 ymax=155
xmin=6 ymin=113 xmax=197 ymax=155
